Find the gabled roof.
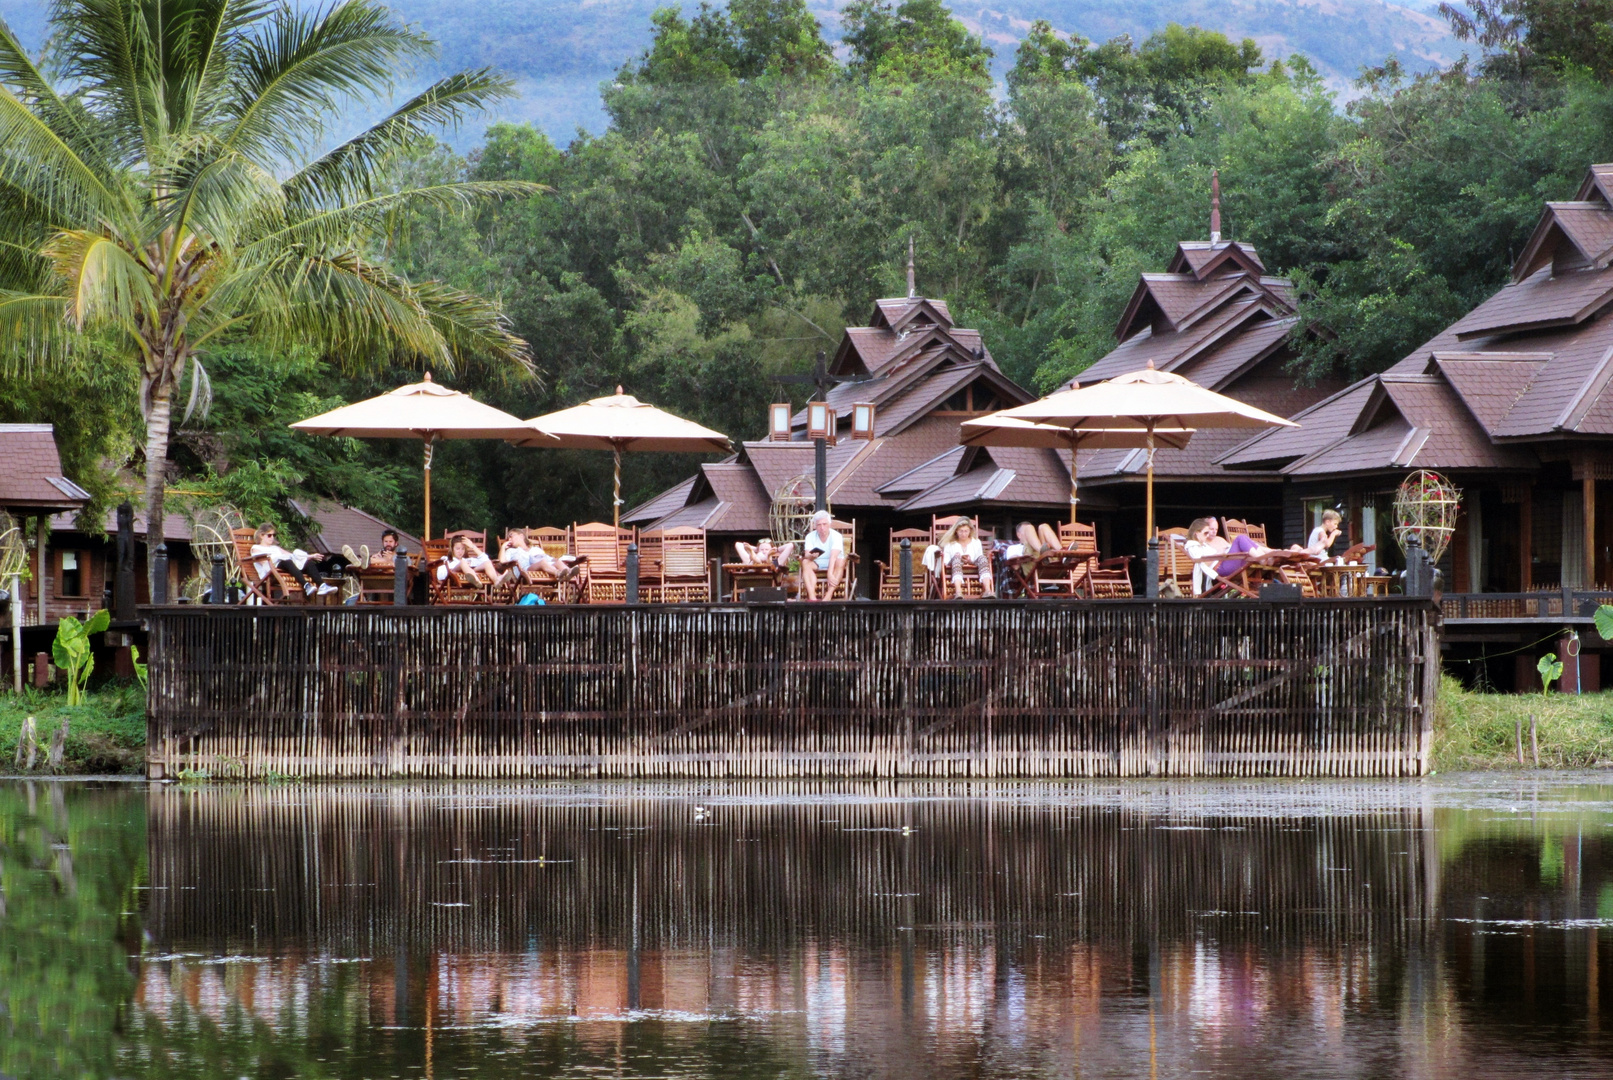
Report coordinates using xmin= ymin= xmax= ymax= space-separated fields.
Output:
xmin=872 ymin=296 xmax=954 ymax=333
xmin=1219 ymin=381 xmax=1378 ymax=469
xmin=1451 ymin=265 xmax=1613 ymax=341
xmin=289 ymin=499 xmax=422 ymax=555
xmin=1513 ymin=200 xmax=1613 ymax=281
xmin=1431 ymin=355 xmax=1549 ymax=432
xmin=0 ymin=424 xmax=90 ymax=513
xmin=1166 ymin=240 xmax=1266 ymax=279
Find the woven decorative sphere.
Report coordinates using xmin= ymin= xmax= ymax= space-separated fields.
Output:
xmin=769 ymin=474 xmax=824 ymax=543
xmin=1392 ymin=469 xmax=1460 ymax=563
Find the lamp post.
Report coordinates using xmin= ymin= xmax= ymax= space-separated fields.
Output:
xmin=773 ymin=351 xmax=861 ymax=512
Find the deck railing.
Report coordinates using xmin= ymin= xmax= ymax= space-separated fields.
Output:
xmin=1440 ymin=589 xmax=1613 ymax=621
xmin=145 ymin=598 xmax=1441 ymax=780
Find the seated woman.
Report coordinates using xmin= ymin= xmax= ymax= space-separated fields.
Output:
xmin=735 ymin=536 xmax=794 ymax=569
xmin=1009 ymin=521 xmax=1063 ymax=560
xmin=437 ymin=536 xmax=511 ymax=588
xmin=501 ymin=528 xmax=580 ymax=582
xmin=1183 ymin=517 xmax=1272 ymax=594
xmin=929 ymin=518 xmax=993 ymax=598
xmin=1306 ymin=509 xmax=1343 ymax=558
xmin=250 ymin=523 xmax=340 ymax=596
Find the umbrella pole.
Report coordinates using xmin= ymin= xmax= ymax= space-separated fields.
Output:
xmin=1145 ymin=424 xmax=1156 ymax=541
xmin=613 ymin=446 xmax=622 ymax=529
xmin=423 ymin=438 xmax=434 ymax=540
xmin=1068 ymin=435 xmax=1079 ymax=528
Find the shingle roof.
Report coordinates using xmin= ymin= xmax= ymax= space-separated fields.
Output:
xmin=1447 ymin=265 xmax=1613 ymax=340
xmin=622 ymin=475 xmax=699 ymax=525
xmin=292 ymin=499 xmax=421 ymax=555
xmin=1219 ymin=381 xmax=1378 ymax=468
xmin=1433 ymin=357 xmax=1547 ymax=432
xmin=49 ymin=508 xmax=194 ymax=542
xmin=699 ymin=463 xmax=773 ymax=532
xmin=1176 ymin=315 xmax=1295 ymax=391
xmin=0 ymin=424 xmax=90 ymax=512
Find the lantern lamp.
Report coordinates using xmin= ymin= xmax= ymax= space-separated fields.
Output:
xmin=808 ymin=401 xmax=832 ymax=442
xmin=769 ymin=403 xmax=792 ymax=441
xmin=852 ymin=402 xmax=875 ymax=440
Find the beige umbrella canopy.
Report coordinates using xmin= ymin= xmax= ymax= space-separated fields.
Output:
xmin=993 ymin=364 xmax=1297 ymax=539
xmin=517 ymin=387 xmax=732 ymax=526
xmin=959 ymin=414 xmax=1193 ymax=526
xmin=292 ymin=373 xmax=554 ymax=539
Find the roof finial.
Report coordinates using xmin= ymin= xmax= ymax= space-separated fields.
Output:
xmin=1210 ymin=168 xmax=1222 ymax=245
xmin=906 ymin=235 xmax=917 ymax=298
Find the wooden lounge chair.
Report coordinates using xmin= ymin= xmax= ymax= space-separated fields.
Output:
xmin=231 ymin=527 xmax=310 ymax=605
xmin=571 ymin=522 xmax=633 ymax=603
xmin=425 ymin=538 xmax=494 ymax=605
xmin=806 ymin=518 xmax=859 ymax=600
xmin=1157 ymin=528 xmax=1194 ymax=596
xmin=657 ymin=528 xmax=710 ymax=603
xmin=1058 ymin=522 xmax=1132 ymax=598
xmin=724 ymin=542 xmax=785 ymax=599
xmin=877 ymin=528 xmax=931 ymax=599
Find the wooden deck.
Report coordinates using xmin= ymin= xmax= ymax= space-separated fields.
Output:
xmin=144 ymin=598 xmax=1441 ymax=780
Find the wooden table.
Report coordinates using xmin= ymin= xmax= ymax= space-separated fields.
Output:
xmin=1313 ymin=562 xmax=1371 ymax=597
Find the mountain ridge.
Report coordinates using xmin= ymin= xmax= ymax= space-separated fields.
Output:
xmin=0 ymin=0 xmax=1466 ymax=143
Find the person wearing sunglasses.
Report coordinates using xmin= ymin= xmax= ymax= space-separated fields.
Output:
xmin=250 ymin=523 xmax=340 ymax=596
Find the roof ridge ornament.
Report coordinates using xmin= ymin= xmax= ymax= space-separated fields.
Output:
xmin=1210 ymin=169 xmax=1222 ymax=244
xmin=907 ymin=235 xmax=917 ymax=298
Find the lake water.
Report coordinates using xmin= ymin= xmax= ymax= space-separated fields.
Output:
xmin=3 ymin=776 xmax=1612 ymax=1079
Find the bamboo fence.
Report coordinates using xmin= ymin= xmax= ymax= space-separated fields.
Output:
xmin=144 ymin=598 xmax=1440 ymax=779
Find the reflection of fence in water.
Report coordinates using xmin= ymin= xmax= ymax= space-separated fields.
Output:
xmin=146 ymin=784 xmax=1437 ymax=957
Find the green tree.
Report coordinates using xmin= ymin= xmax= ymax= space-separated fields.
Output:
xmin=0 ymin=0 xmax=538 ymax=586
xmin=841 ymin=0 xmax=993 ymax=82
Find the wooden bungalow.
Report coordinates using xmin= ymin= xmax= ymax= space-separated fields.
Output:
xmin=1061 ymin=236 xmax=1349 ymax=551
xmin=625 ymin=283 xmax=1077 ymax=583
xmin=1223 ymin=163 xmax=1613 ymax=687
xmin=0 ymin=424 xmax=91 ymax=627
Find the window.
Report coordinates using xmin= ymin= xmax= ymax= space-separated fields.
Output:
xmin=57 ymin=549 xmax=90 ymax=598
xmin=937 ymin=384 xmax=999 ymax=415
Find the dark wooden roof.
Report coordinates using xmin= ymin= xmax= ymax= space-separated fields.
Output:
xmin=1224 ymin=163 xmax=1613 ymax=477
xmin=0 ymin=424 xmax=90 ymax=513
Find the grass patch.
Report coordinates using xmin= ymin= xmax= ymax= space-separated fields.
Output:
xmin=0 ymin=683 xmax=146 ymax=775
xmin=1434 ymin=676 xmax=1613 ymax=770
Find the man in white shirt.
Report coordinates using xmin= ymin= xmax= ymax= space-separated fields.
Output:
xmin=800 ymin=511 xmax=847 ymax=601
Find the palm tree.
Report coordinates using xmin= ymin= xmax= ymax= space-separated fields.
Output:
xmin=0 ymin=0 xmax=539 ymax=586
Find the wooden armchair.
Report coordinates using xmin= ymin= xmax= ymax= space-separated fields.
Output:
xmin=927 ymin=515 xmax=988 ymax=599
xmin=801 ymin=519 xmax=859 ymax=600
xmin=658 ymin=528 xmax=710 ymax=603
xmin=724 ymin=540 xmax=785 ymax=599
xmin=571 ymin=522 xmax=634 ymax=603
xmin=232 ymin=527 xmax=309 ymax=605
xmin=877 ymin=528 xmax=931 ymax=599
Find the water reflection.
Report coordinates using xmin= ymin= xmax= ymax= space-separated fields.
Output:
xmin=3 ymin=779 xmax=1612 ymax=1078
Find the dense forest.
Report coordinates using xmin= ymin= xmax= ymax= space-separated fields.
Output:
xmin=10 ymin=0 xmax=1613 ymax=541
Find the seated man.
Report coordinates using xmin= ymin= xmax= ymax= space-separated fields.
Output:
xmin=799 ymin=511 xmax=847 ymax=602
xmin=345 ymin=528 xmax=400 ymax=570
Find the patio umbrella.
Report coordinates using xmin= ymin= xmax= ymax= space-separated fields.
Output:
xmin=291 ymin=374 xmax=553 ymax=539
xmin=516 ymin=388 xmax=732 ymax=527
xmin=959 ymin=415 xmax=1194 ymax=526
xmin=994 ymin=364 xmax=1297 ymax=540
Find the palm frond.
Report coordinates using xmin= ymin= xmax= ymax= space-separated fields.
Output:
xmin=283 ymin=68 xmax=521 ymax=212
xmin=245 ymin=179 xmax=543 ymax=256
xmin=52 ymin=0 xmax=167 ymax=159
xmin=0 ymin=288 xmax=80 ymax=372
xmin=411 ymin=277 xmax=535 ymax=376
xmin=0 ymin=16 xmax=112 ymax=171
xmin=160 ymin=143 xmax=286 ymax=253
xmin=41 ymin=227 xmax=156 ymax=329
xmin=0 ymin=87 xmax=125 ymax=227
xmin=222 ymin=0 xmax=434 ymax=166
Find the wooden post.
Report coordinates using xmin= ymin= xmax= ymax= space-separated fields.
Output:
xmin=210 ymin=552 xmax=226 ymax=604
xmin=1519 ymin=490 xmax=1532 ymax=591
xmin=1530 ymin=713 xmax=1540 ymax=768
xmin=393 ymin=548 xmax=409 ymax=606
xmin=114 ymin=502 xmax=136 ymax=622
xmin=35 ymin=515 xmax=46 ymax=626
xmin=899 ymin=538 xmax=913 ymax=601
xmin=1585 ymin=476 xmax=1597 ymax=587
xmin=1516 ymin=714 xmax=1525 ymax=765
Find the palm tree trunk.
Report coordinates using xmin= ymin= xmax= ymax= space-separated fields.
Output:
xmin=143 ymin=381 xmax=173 ymax=594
